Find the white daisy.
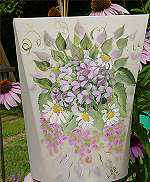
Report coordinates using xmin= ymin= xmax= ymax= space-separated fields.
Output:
xmin=98 ymin=54 xmax=113 ymax=70
xmin=42 ymin=101 xmax=68 ymax=125
xmin=76 ymin=112 xmax=94 ymax=129
xmin=101 ymin=103 xmax=120 ymax=126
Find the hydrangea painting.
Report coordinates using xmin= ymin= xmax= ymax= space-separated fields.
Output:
xmin=13 ymin=15 xmax=148 ymax=182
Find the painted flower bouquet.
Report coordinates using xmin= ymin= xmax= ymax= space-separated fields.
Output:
xmin=24 ymin=17 xmax=144 ymax=181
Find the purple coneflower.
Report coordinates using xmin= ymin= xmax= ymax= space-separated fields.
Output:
xmin=141 ymin=27 xmax=150 ymax=64
xmin=90 ymin=0 xmax=129 ymax=16
xmin=0 ymin=80 xmax=21 ymax=109
xmin=130 ymin=134 xmax=144 ymax=161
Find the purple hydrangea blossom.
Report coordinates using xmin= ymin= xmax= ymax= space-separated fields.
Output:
xmin=60 ymin=80 xmax=70 ymax=92
xmin=51 ymin=89 xmax=62 ymax=101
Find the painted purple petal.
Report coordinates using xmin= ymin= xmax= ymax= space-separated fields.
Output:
xmin=71 ymin=105 xmax=79 ymax=113
xmin=96 ymin=30 xmax=107 ymax=44
xmin=71 ymin=80 xmax=79 ymax=86
xmin=80 ymin=63 xmax=86 ymax=69
xmin=77 ymin=93 xmax=83 ymax=104
xmin=86 ymin=97 xmax=92 ymax=104
xmin=106 ymin=87 xmax=112 ymax=94
xmin=111 ymin=49 xmax=123 ymax=59
xmin=79 ymin=75 xmax=85 ymax=81
xmin=80 ymin=80 xmax=88 ymax=87
xmin=96 ymin=95 xmax=101 ymax=102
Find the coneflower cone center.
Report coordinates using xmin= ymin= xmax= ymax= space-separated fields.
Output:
xmin=48 ymin=7 xmax=61 ymax=17
xmin=91 ymin=0 xmax=112 ymax=12
xmin=0 ymin=80 xmax=12 ymax=94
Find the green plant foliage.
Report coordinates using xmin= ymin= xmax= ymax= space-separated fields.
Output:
xmin=0 ymin=0 xmax=24 ymax=17
xmin=131 ymin=0 xmax=150 ymax=14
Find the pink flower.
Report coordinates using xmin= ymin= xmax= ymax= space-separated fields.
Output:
xmin=0 ymin=80 xmax=21 ymax=109
xmin=90 ymin=3 xmax=129 ymax=16
xmin=130 ymin=134 xmax=144 ymax=161
xmin=141 ymin=27 xmax=150 ymax=64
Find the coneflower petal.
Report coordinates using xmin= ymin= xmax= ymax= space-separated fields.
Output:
xmin=0 ymin=94 xmax=4 ymax=104
xmin=9 ymin=92 xmax=21 ymax=103
xmin=4 ymin=93 xmax=18 ymax=108
xmin=110 ymin=4 xmax=129 ymax=14
xmin=11 ymin=87 xmax=22 ymax=94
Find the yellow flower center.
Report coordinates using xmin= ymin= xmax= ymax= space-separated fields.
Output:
xmin=56 ymin=78 xmax=61 ymax=85
xmin=107 ymin=111 xmax=115 ymax=119
xmin=101 ymin=54 xmax=111 ymax=62
xmin=82 ymin=112 xmax=90 ymax=122
xmin=75 ymin=146 xmax=80 ymax=153
xmin=52 ymin=67 xmax=60 ymax=73
xmin=52 ymin=104 xmax=63 ymax=113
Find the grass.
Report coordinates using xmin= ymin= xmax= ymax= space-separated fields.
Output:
xmin=0 ymin=107 xmax=30 ymax=182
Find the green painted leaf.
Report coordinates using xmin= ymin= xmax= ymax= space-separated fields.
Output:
xmin=116 ymin=37 xmax=128 ymax=49
xmin=33 ymin=77 xmax=52 ymax=89
xmin=80 ymin=33 xmax=93 ymax=50
xmin=92 ymin=111 xmax=104 ymax=129
xmin=114 ymin=25 xmax=125 ymax=39
xmin=115 ymin=67 xmax=136 ymax=85
xmin=89 ymin=45 xmax=99 ymax=59
xmin=101 ymin=38 xmax=112 ymax=54
xmin=71 ymin=44 xmax=84 ymax=61
xmin=55 ymin=33 xmax=66 ymax=51
xmin=113 ymin=57 xmax=128 ymax=71
xmin=114 ymin=82 xmax=127 ymax=118
xmin=38 ymin=92 xmax=50 ymax=111
xmin=64 ymin=116 xmax=78 ymax=132
xmin=51 ymin=50 xmax=66 ymax=63
xmin=73 ymin=33 xmax=80 ymax=46
xmin=33 ymin=60 xmax=50 ymax=71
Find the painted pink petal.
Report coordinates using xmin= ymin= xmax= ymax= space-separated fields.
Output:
xmin=9 ymin=92 xmax=21 ymax=103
